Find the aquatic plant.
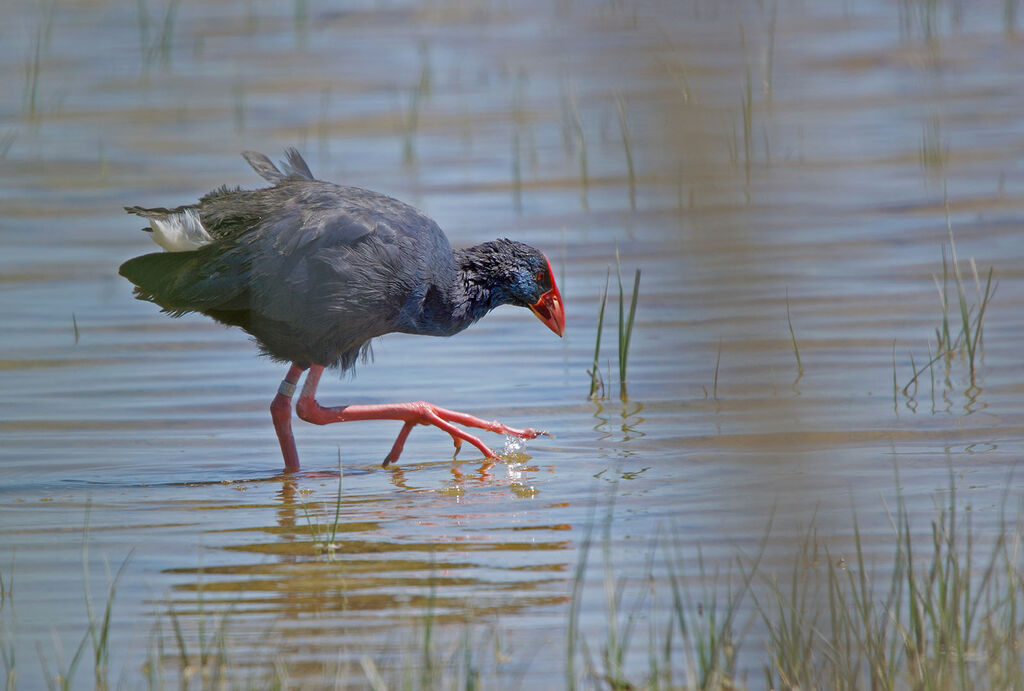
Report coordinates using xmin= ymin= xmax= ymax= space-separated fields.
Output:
xmin=587 ymin=269 xmax=610 ymax=400
xmin=402 ymin=43 xmax=432 ymax=166
xmin=33 ymin=509 xmax=131 ymax=691
xmin=616 ymin=249 xmax=641 ymax=401
xmin=920 ymin=116 xmax=948 ymax=177
xmin=136 ymin=0 xmax=180 ymax=71
xmin=713 ymin=340 xmax=722 ymax=401
xmin=150 ymin=575 xmax=235 ymax=688
xmin=902 ymin=207 xmax=996 ymax=399
xmin=0 ymin=555 xmax=13 ymax=690
xmin=23 ymin=29 xmax=42 ymax=120
xmin=0 ymin=130 xmax=15 ymax=159
xmin=740 ymin=23 xmax=754 ymax=198
xmin=3 ymin=470 xmax=1023 ymax=689
xmin=758 ymin=467 xmax=1021 ymax=690
xmin=588 ymin=250 xmax=640 ymax=401
xmin=615 ymin=94 xmax=636 ymax=210
xmin=564 ymin=83 xmax=589 ymax=209
xmin=301 ymin=451 xmax=344 ymax=557
xmin=764 ymin=0 xmax=778 ymax=100
xmin=786 ymin=287 xmax=802 ymax=379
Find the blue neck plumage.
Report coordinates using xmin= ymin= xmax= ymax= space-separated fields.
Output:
xmin=449 ymin=244 xmax=516 ymax=329
xmin=404 ymin=243 xmax=514 ymax=337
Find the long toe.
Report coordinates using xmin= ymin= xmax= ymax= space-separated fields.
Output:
xmin=383 ymin=420 xmax=417 ymax=467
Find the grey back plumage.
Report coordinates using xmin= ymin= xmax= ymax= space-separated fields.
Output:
xmin=121 ymin=150 xmax=458 ymax=370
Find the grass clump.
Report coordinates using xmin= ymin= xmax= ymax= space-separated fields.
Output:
xmin=902 ymin=205 xmax=996 ymax=402
xmin=33 ymin=508 xmax=131 ymax=691
xmin=752 ymin=470 xmax=1023 ymax=691
xmin=562 ymin=469 xmax=1024 ymax=690
xmin=301 ymin=452 xmax=345 ymax=557
xmin=588 ymin=248 xmax=640 ymax=401
xmin=566 ymin=488 xmax=765 ymax=690
xmin=6 ymin=473 xmax=1024 ymax=689
xmin=145 ymin=568 xmax=240 ymax=688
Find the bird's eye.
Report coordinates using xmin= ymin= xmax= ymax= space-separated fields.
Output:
xmin=536 ymin=271 xmax=544 ymax=282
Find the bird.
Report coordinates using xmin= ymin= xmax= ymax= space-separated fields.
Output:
xmin=119 ymin=149 xmax=565 ymax=472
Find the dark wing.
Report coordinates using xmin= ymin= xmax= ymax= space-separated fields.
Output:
xmin=121 ymin=180 xmax=454 ymax=368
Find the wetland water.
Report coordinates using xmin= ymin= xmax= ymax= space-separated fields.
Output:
xmin=2 ymin=0 xmax=1024 ymax=687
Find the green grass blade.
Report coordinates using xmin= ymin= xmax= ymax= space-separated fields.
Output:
xmin=589 ymin=269 xmax=610 ymax=399
xmin=329 ymin=450 xmax=344 ymax=547
xmin=620 ymin=268 xmax=641 ymax=393
xmin=615 ymin=93 xmax=636 ymax=210
xmin=616 ymin=245 xmax=625 ymax=375
xmin=785 ymin=287 xmax=802 ymax=376
xmin=968 ymin=267 xmax=995 ymax=375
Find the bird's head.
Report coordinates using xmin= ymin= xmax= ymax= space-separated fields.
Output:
xmin=516 ymin=250 xmax=565 ymax=338
xmin=465 ymin=239 xmax=565 ymax=337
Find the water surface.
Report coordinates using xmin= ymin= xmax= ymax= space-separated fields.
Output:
xmin=2 ymin=0 xmax=1024 ymax=686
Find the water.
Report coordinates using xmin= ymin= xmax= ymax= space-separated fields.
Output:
xmin=2 ymin=0 xmax=1024 ymax=686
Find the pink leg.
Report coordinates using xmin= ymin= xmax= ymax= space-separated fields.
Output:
xmin=295 ymin=365 xmax=545 ymax=466
xmin=270 ymin=364 xmax=306 ymax=472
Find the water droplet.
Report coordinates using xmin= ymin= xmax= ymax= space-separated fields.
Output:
xmin=503 ymin=434 xmax=525 ymax=454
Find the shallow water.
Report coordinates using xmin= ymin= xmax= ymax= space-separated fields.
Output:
xmin=2 ymin=0 xmax=1024 ymax=686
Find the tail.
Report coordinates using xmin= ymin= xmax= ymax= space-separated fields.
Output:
xmin=241 ymin=148 xmax=315 ymax=183
xmin=119 ymin=249 xmax=248 ymax=316
xmin=124 ymin=206 xmax=213 ymax=252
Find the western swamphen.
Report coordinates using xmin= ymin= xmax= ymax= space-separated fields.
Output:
xmin=119 ymin=149 xmax=565 ymax=472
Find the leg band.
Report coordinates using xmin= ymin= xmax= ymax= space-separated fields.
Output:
xmin=278 ymin=380 xmax=297 ymax=397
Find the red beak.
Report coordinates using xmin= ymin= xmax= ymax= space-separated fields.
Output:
xmin=529 ymin=257 xmax=565 ymax=337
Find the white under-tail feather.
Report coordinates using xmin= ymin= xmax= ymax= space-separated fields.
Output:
xmin=148 ymin=208 xmax=213 ymax=252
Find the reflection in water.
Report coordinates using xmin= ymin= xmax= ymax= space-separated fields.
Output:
xmin=150 ymin=471 xmax=572 ymax=680
xmin=591 ymin=398 xmax=646 ymax=446
xmin=963 ymin=383 xmax=985 ymax=416
xmin=900 ymin=357 xmax=988 ymax=416
xmin=593 ymin=465 xmax=650 ymax=482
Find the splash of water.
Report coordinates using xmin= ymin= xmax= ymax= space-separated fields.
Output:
xmin=502 ymin=434 xmax=526 ymax=455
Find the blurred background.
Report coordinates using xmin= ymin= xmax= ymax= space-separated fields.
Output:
xmin=2 ymin=0 xmax=1024 ymax=687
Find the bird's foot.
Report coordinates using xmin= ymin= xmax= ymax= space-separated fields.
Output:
xmin=378 ymin=402 xmax=547 ymax=466
xmin=428 ymin=406 xmax=545 ymax=441
xmin=383 ymin=420 xmax=417 ymax=467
